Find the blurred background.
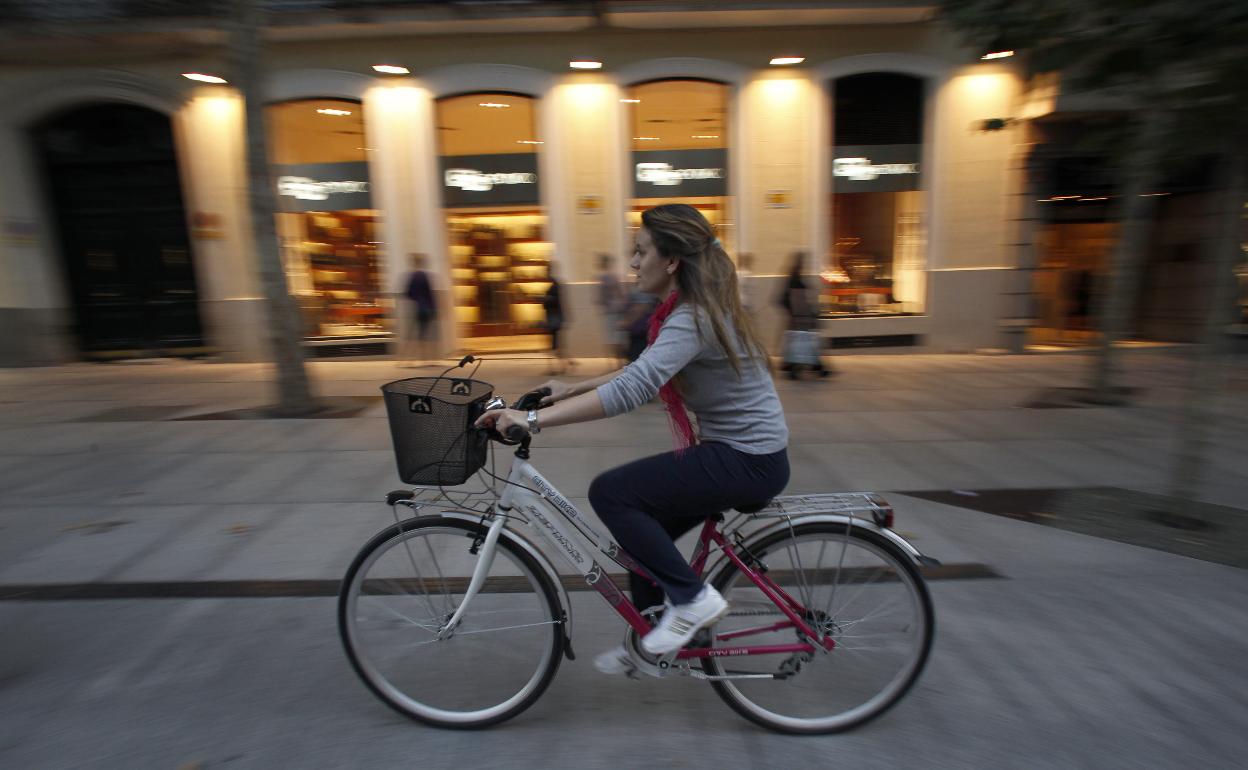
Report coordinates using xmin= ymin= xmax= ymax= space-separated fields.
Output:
xmin=0 ymin=1 xmax=1245 ymax=767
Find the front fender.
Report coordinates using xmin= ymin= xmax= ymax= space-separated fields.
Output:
xmin=427 ymin=509 xmax=575 ymax=649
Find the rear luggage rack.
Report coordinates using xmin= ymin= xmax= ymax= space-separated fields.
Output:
xmin=739 ymin=493 xmax=894 ymax=528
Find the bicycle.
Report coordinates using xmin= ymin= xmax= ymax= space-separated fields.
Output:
xmin=338 ymin=367 xmax=937 ymax=734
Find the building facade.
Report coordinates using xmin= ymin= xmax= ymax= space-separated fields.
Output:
xmin=0 ymin=2 xmax=1037 ymax=365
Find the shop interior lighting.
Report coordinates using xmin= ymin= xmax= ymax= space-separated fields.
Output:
xmin=692 ymin=134 xmax=719 ymax=139
xmin=569 ymin=59 xmax=603 ymax=70
xmin=769 ymin=56 xmax=805 ymax=66
xmin=981 ymin=51 xmax=1015 ymax=60
xmin=316 ymin=108 xmax=353 ymax=116
xmin=372 ymin=64 xmax=410 ymax=74
xmin=182 ymin=73 xmax=227 ymax=84
xmin=478 ymin=102 xmax=511 ymax=108
xmin=620 ymin=98 xmax=641 ymax=103
xmin=633 ymin=136 xmax=660 ymax=141
xmin=516 ymin=140 xmax=544 ymax=145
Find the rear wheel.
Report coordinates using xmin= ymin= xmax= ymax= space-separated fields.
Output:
xmin=705 ymin=523 xmax=933 ymax=734
xmin=338 ymin=517 xmax=564 ymax=728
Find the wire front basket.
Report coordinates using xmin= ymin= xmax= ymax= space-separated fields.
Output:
xmin=380 ymin=376 xmax=493 ymax=486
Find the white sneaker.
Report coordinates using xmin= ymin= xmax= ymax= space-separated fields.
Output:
xmin=641 ymin=585 xmax=729 ymax=656
xmin=593 ymin=645 xmax=635 ymax=676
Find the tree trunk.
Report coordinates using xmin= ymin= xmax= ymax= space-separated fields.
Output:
xmin=1086 ymin=107 xmax=1170 ymax=405
xmin=1164 ymin=148 xmax=1246 ymax=522
xmin=228 ymin=0 xmax=316 ymax=415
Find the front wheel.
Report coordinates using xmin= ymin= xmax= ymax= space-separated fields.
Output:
xmin=338 ymin=516 xmax=564 ymax=728
xmin=705 ymin=523 xmax=934 ymax=734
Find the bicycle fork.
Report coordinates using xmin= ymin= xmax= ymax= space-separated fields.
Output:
xmin=434 ymin=512 xmax=507 ymax=640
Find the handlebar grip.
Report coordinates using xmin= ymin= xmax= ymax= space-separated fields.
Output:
xmin=503 ymin=424 xmax=528 ymax=443
xmin=515 ymin=387 xmax=552 ymax=411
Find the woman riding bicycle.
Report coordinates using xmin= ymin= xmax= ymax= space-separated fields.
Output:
xmin=474 ymin=203 xmax=789 ymax=672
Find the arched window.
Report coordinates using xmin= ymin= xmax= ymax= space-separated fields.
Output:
xmin=624 ymin=79 xmax=733 ymax=253
xmin=827 ymin=73 xmax=926 ymax=316
xmin=435 ymin=92 xmax=549 ymax=341
xmin=268 ymin=98 xmax=384 ymax=341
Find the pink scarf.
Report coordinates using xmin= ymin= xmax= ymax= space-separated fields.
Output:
xmin=647 ymin=291 xmax=697 ymax=451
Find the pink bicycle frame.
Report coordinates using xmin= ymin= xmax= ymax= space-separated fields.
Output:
xmin=585 ymin=517 xmax=835 ymax=660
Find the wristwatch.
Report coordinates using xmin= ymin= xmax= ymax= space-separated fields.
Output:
xmin=525 ymin=408 xmax=541 ymax=434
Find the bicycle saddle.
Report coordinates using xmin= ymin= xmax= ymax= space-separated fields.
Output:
xmin=733 ymin=500 xmax=773 ymax=515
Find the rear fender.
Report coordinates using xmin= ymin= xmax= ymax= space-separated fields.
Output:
xmin=707 ymin=513 xmax=937 ymax=581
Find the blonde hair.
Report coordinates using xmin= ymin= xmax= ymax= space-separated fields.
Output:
xmin=640 ymin=204 xmax=768 ymax=374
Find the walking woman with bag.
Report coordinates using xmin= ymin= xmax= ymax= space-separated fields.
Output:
xmin=779 ymin=251 xmax=831 ymax=379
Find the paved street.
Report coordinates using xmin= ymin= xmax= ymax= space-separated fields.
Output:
xmin=1 ymin=349 xmax=1246 ymax=768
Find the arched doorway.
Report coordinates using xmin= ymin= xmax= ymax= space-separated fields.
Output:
xmin=623 ymin=78 xmax=734 ymax=253
xmin=32 ymin=103 xmax=204 ymax=358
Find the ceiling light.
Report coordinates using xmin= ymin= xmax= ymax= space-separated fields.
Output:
xmin=317 ymin=108 xmax=352 ymax=116
xmin=372 ymin=64 xmax=410 ymax=74
xmin=182 ymin=73 xmax=227 ymax=84
xmin=692 ymin=134 xmax=719 ymax=139
xmin=479 ymin=102 xmax=511 ymax=108
xmin=620 ymin=98 xmax=641 ymax=103
xmin=634 ymin=136 xmax=660 ymax=141
xmin=570 ymin=59 xmax=602 ymax=70
xmin=981 ymin=51 xmax=1015 ymax=60
xmin=769 ymin=57 xmax=805 ymax=66
xmin=517 ymin=140 xmax=544 ymax=145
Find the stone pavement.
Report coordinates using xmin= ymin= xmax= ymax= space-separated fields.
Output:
xmin=0 ymin=349 xmax=1246 ymax=768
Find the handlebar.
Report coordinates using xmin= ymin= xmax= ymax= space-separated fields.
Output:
xmin=478 ymin=386 xmax=551 ymax=445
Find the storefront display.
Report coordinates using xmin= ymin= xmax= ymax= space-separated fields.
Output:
xmin=825 ymin=73 xmax=926 ymax=317
xmin=436 ymin=93 xmax=549 ymax=340
xmin=625 ymin=80 xmax=735 ymax=253
xmin=268 ymin=98 xmax=388 ymax=341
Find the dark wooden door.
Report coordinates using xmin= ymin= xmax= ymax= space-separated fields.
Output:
xmin=34 ymin=104 xmax=205 ymax=357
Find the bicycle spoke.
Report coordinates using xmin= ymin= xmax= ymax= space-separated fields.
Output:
xmin=423 ymin=535 xmax=456 ymax=617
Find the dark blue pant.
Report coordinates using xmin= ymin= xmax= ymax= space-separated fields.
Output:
xmin=588 ymin=442 xmax=789 ymax=607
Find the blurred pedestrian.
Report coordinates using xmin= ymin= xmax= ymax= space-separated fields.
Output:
xmin=620 ymin=286 xmax=659 ymax=363
xmin=596 ymin=253 xmax=626 ymax=364
xmin=778 ymin=251 xmax=830 ymax=379
xmin=400 ymin=252 xmax=438 ymax=367
xmin=542 ymin=262 xmax=571 ymax=375
xmin=737 ymin=252 xmax=756 ymax=314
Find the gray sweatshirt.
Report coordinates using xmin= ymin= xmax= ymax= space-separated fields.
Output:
xmin=597 ymin=304 xmax=789 ymax=454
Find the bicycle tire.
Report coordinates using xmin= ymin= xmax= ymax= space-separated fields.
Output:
xmin=338 ymin=516 xmax=564 ymax=729
xmin=704 ymin=522 xmax=934 ymax=734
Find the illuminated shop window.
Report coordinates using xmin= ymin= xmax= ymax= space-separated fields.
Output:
xmin=826 ymin=73 xmax=926 ymax=317
xmin=268 ymin=98 xmax=386 ymax=340
xmin=435 ymin=92 xmax=550 ymax=340
xmin=624 ymin=79 xmax=733 ymax=254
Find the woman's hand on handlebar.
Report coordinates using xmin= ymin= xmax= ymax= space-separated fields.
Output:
xmin=538 ymin=380 xmax=572 ymax=406
xmin=474 ymin=407 xmax=527 ymax=440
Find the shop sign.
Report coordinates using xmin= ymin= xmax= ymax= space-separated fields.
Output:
xmin=832 ymin=144 xmax=921 ymax=193
xmin=191 ymin=212 xmax=224 ymax=240
xmin=274 ymin=161 xmax=372 ymax=212
xmin=765 ymin=190 xmax=792 ymax=209
xmin=633 ymin=148 xmax=728 ymax=198
xmin=440 ymin=153 xmax=541 ymax=207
